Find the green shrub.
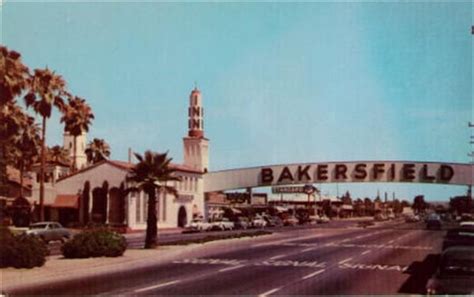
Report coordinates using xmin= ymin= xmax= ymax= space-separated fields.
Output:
xmin=0 ymin=227 xmax=48 ymax=268
xmin=62 ymin=228 xmax=126 ymax=258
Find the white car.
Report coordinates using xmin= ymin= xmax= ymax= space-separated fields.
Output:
xmin=185 ymin=219 xmax=212 ymax=232
xmin=460 ymin=221 xmax=474 ymax=227
xmin=211 ymin=218 xmax=234 ymax=231
xmin=252 ymin=216 xmax=267 ymax=228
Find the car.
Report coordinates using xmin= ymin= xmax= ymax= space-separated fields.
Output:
xmin=442 ymin=227 xmax=474 ymax=250
xmin=426 ymin=214 xmax=442 ymax=230
xmin=460 ymin=221 xmax=474 ymax=228
xmin=405 ymin=214 xmax=420 ymax=223
xmin=210 ymin=218 xmax=234 ymax=231
xmin=251 ymin=216 xmax=267 ymax=228
xmin=184 ymin=219 xmax=212 ymax=232
xmin=426 ymin=246 xmax=474 ymax=295
xmin=317 ymin=215 xmax=330 ymax=224
xmin=263 ymin=215 xmax=283 ymax=227
xmin=283 ymin=216 xmax=298 ymax=226
xmin=26 ymin=221 xmax=71 ymax=243
xmin=233 ymin=217 xmax=250 ymax=230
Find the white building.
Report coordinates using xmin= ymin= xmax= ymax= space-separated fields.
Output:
xmin=30 ymin=88 xmax=208 ymax=230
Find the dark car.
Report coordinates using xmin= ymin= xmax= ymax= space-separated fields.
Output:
xmin=233 ymin=217 xmax=250 ymax=230
xmin=264 ymin=215 xmax=283 ymax=227
xmin=426 ymin=214 xmax=442 ymax=230
xmin=426 ymin=246 xmax=474 ymax=295
xmin=442 ymin=227 xmax=474 ymax=250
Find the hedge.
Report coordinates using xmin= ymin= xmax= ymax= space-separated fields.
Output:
xmin=61 ymin=228 xmax=126 ymax=258
xmin=0 ymin=227 xmax=48 ymax=268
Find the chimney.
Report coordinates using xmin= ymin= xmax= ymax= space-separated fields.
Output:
xmin=128 ymin=148 xmax=132 ymax=164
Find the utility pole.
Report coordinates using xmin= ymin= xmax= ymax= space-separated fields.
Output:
xmin=468 ymin=122 xmax=474 ymax=200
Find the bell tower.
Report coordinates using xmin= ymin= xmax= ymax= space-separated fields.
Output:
xmin=63 ymin=129 xmax=88 ymax=169
xmin=183 ymin=87 xmax=209 ymax=172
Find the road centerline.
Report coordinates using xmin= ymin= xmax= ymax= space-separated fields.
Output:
xmin=218 ymin=264 xmax=246 ymax=272
xmin=338 ymin=257 xmax=353 ymax=265
xmin=302 ymin=269 xmax=326 ymax=280
xmin=134 ymin=280 xmax=180 ymax=293
xmin=258 ymin=287 xmax=281 ymax=297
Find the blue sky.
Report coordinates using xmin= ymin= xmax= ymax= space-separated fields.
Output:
xmin=1 ymin=1 xmax=472 ymax=201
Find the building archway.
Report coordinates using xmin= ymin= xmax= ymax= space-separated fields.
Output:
xmin=92 ymin=187 xmax=107 ymax=224
xmin=109 ymin=187 xmax=125 ymax=225
xmin=177 ymin=206 xmax=187 ymax=228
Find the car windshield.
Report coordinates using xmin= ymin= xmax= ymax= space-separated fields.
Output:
xmin=441 ymin=258 xmax=474 ymax=276
xmin=29 ymin=224 xmax=48 ymax=229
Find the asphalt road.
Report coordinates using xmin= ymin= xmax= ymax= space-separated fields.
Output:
xmin=43 ymin=219 xmax=445 ymax=295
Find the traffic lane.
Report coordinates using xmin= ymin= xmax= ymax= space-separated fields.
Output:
xmin=275 ymin=228 xmax=442 ymax=295
xmin=192 ymin=227 xmax=369 ymax=261
xmin=130 ymin=228 xmax=425 ymax=295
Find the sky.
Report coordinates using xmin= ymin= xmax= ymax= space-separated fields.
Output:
xmin=1 ymin=1 xmax=472 ymax=201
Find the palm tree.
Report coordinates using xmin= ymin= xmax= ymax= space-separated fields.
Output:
xmin=0 ymin=103 xmax=32 ymax=196
xmin=85 ymin=138 xmax=111 ymax=164
xmin=126 ymin=151 xmax=180 ymax=248
xmin=24 ymin=68 xmax=68 ymax=221
xmin=0 ymin=46 xmax=30 ymax=196
xmin=11 ymin=114 xmax=40 ymax=197
xmin=47 ymin=145 xmax=71 ymax=166
xmin=0 ymin=46 xmax=29 ymax=105
xmin=61 ymin=96 xmax=94 ymax=171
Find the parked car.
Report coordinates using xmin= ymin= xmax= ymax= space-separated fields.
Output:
xmin=460 ymin=221 xmax=474 ymax=228
xmin=251 ymin=216 xmax=267 ymax=228
xmin=426 ymin=246 xmax=474 ymax=294
xmin=184 ymin=219 xmax=212 ymax=232
xmin=283 ymin=216 xmax=298 ymax=226
xmin=26 ymin=221 xmax=71 ymax=243
xmin=426 ymin=214 xmax=442 ymax=230
xmin=316 ymin=215 xmax=330 ymax=224
xmin=405 ymin=214 xmax=420 ymax=223
xmin=233 ymin=217 xmax=250 ymax=230
xmin=263 ymin=215 xmax=283 ymax=227
xmin=442 ymin=227 xmax=474 ymax=250
xmin=210 ymin=218 xmax=234 ymax=231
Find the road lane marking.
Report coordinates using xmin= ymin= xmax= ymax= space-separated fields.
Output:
xmin=338 ymin=257 xmax=353 ymax=264
xmin=302 ymin=247 xmax=317 ymax=252
xmin=302 ymin=269 xmax=325 ymax=280
xmin=388 ymin=240 xmax=395 ymax=244
xmin=252 ymin=234 xmax=325 ymax=247
xmin=134 ymin=280 xmax=180 ymax=293
xmin=270 ymin=254 xmax=286 ymax=260
xmin=361 ymin=250 xmax=371 ymax=255
xmin=258 ymin=287 xmax=281 ymax=297
xmin=219 ymin=264 xmax=245 ymax=272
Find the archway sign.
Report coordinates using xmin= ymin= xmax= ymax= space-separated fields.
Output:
xmin=203 ymin=161 xmax=473 ymax=192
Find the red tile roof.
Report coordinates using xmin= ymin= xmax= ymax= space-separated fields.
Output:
xmin=57 ymin=159 xmax=203 ymax=182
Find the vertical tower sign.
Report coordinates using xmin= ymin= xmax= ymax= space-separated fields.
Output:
xmin=183 ymin=87 xmax=209 ymax=172
xmin=188 ymin=88 xmax=204 ymax=138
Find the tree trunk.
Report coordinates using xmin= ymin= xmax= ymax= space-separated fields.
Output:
xmin=19 ymin=162 xmax=24 ymax=198
xmin=144 ymin=189 xmax=158 ymax=249
xmin=39 ymin=117 xmax=46 ymax=221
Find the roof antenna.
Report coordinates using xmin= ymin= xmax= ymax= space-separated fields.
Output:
xmin=194 ymin=81 xmax=198 ymax=90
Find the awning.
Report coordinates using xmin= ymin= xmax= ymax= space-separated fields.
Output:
xmin=53 ymin=194 xmax=79 ymax=208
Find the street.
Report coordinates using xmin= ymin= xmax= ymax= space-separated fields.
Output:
xmin=35 ymin=219 xmax=444 ymax=295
